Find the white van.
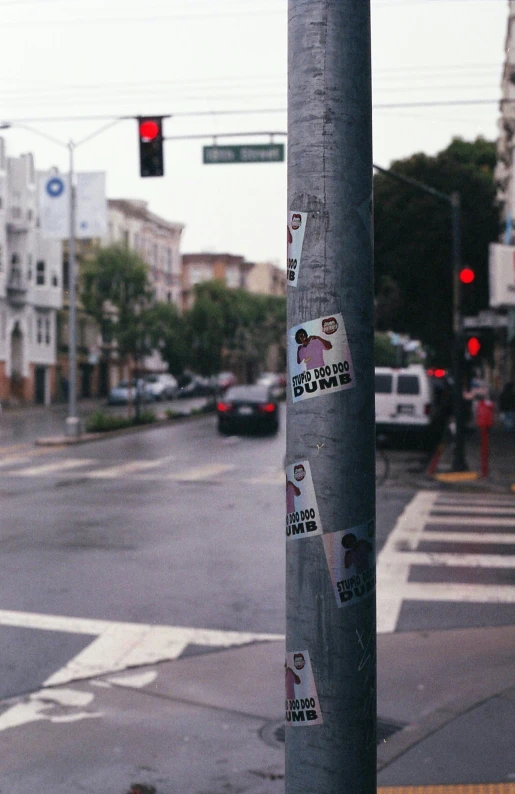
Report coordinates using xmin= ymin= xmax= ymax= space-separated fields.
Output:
xmin=375 ymin=365 xmax=437 ymax=444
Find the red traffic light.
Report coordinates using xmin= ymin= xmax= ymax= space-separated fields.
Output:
xmin=467 ymin=336 xmax=481 ymax=357
xmin=139 ymin=119 xmax=160 ymax=142
xmin=459 ymin=267 xmax=475 ymax=285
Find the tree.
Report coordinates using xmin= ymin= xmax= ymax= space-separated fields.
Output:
xmin=185 ymin=281 xmax=286 ymax=380
xmin=145 ymin=302 xmax=189 ymax=377
xmin=81 ymin=245 xmax=154 ymax=414
xmin=374 ymin=137 xmax=500 ymax=366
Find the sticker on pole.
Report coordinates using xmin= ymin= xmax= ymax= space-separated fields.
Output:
xmin=288 ymin=313 xmax=354 ymax=402
xmin=322 ymin=520 xmax=376 ymax=608
xmin=285 ymin=460 xmax=322 ymax=540
xmin=287 ymin=211 xmax=307 ymax=286
xmin=285 ymin=650 xmax=323 ymax=726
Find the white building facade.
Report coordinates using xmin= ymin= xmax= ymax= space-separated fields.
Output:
xmin=106 ymin=199 xmax=184 ymax=307
xmin=496 ymin=1 xmax=515 ymax=239
xmin=0 ymin=139 xmax=62 ymax=405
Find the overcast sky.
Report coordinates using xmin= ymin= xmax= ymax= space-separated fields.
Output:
xmin=0 ymin=0 xmax=508 ymax=265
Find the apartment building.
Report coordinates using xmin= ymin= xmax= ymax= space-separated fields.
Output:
xmin=246 ymin=261 xmax=286 ymax=297
xmin=181 ymin=252 xmax=254 ymax=311
xmin=107 ymin=199 xmax=184 ymax=307
xmin=496 ymin=1 xmax=515 ymax=239
xmin=0 ymin=140 xmax=62 ymax=405
xmin=57 ymin=198 xmax=184 ymax=398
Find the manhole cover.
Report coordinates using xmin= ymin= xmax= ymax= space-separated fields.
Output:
xmin=260 ymin=718 xmax=404 ymax=749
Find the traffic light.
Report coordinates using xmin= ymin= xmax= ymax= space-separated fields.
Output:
xmin=459 ymin=266 xmax=476 ymax=315
xmin=138 ymin=117 xmax=164 ymax=177
xmin=459 ymin=267 xmax=475 ymax=285
xmin=466 ymin=335 xmax=481 ymax=357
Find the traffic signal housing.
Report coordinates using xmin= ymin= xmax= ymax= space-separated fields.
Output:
xmin=459 ymin=266 xmax=477 ymax=316
xmin=138 ymin=117 xmax=164 ymax=177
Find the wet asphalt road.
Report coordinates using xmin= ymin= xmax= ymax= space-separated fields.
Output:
xmin=0 ymin=404 xmax=413 ymax=701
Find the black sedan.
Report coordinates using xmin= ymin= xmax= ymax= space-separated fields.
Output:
xmin=216 ymin=385 xmax=279 ymax=435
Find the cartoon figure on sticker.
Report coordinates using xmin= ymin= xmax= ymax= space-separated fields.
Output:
xmin=285 ymin=460 xmax=323 ymax=540
xmin=342 ymin=532 xmax=374 ymax=573
xmin=286 ymin=476 xmax=301 ymax=514
xmin=296 ymin=327 xmax=333 ymax=371
xmin=285 ymin=659 xmax=302 ymax=699
xmin=288 ymin=313 xmax=354 ymax=403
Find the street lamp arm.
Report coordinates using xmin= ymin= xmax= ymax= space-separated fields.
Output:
xmin=373 ymin=162 xmax=450 ymax=203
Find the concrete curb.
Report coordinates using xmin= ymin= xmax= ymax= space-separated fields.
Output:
xmin=378 ymin=678 xmax=515 ymax=772
xmin=35 ymin=409 xmax=214 ymax=447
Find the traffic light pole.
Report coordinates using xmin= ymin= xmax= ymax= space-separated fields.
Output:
xmin=450 ymin=192 xmax=467 ymax=471
xmin=287 ymin=2 xmax=376 ymax=792
xmin=372 ymin=169 xmax=468 ymax=471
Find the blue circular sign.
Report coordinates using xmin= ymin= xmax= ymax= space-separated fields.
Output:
xmin=46 ymin=177 xmax=65 ymax=197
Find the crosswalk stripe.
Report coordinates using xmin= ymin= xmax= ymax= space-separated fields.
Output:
xmin=431 ymin=505 xmax=515 ymax=516
xmin=246 ymin=469 xmax=284 ymax=485
xmin=84 ymin=457 xmax=175 ymax=479
xmin=397 ymin=582 xmax=515 ymax=604
xmin=424 ymin=515 xmax=515 ymax=526
xmin=12 ymin=459 xmax=97 ymax=476
xmin=169 ymin=463 xmax=236 ymax=480
xmin=394 ymin=531 xmax=515 ymax=546
xmin=377 ymin=489 xmax=515 ymax=633
xmin=379 ymin=551 xmax=515 ymax=568
xmin=0 ymin=447 xmax=63 ymax=468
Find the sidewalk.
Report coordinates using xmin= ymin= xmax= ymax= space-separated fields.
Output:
xmin=430 ymin=422 xmax=515 ymax=493
xmin=1 ymin=626 xmax=514 ymax=792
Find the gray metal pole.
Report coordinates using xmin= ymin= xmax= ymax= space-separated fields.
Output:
xmin=286 ymin=1 xmax=376 ymax=792
xmin=65 ymin=140 xmax=81 ymax=437
xmin=450 ymin=192 xmax=467 ymax=471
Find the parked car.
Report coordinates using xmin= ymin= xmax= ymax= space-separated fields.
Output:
xmin=256 ymin=372 xmax=287 ymax=400
xmin=216 ymin=371 xmax=238 ymax=392
xmin=375 ymin=365 xmax=440 ymax=448
xmin=177 ymin=373 xmax=216 ymax=398
xmin=217 ymin=384 xmax=279 ymax=435
xmin=144 ymin=373 xmax=178 ymax=401
xmin=107 ymin=379 xmax=154 ymax=406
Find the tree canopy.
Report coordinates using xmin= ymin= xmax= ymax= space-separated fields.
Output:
xmin=81 ymin=244 xmax=153 ymax=363
xmin=374 ymin=136 xmax=500 ymax=365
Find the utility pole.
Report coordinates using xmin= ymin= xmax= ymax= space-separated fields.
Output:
xmin=286 ymin=1 xmax=376 ymax=792
xmin=65 ymin=140 xmax=80 ymax=437
xmin=450 ymin=192 xmax=467 ymax=471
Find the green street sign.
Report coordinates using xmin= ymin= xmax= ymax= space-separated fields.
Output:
xmin=203 ymin=143 xmax=285 ymax=164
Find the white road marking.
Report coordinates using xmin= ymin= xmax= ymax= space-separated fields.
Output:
xmin=431 ymin=505 xmax=515 ymax=516
xmin=169 ymin=463 xmax=236 ymax=480
xmin=0 ymin=608 xmax=283 ymax=687
xmin=404 ymin=530 xmax=515 ymax=545
xmin=379 ymin=552 xmax=515 ymax=568
xmin=246 ymin=469 xmax=284 ymax=485
xmin=377 ymin=490 xmax=438 ymax=633
xmin=0 ymin=688 xmax=101 ymax=733
xmin=85 ymin=457 xmax=175 ymax=479
xmin=400 ymin=582 xmax=515 ymax=603
xmin=106 ymin=671 xmax=157 ymax=688
xmin=377 ymin=490 xmax=515 ymax=634
xmin=425 ymin=515 xmax=515 ymax=527
xmin=8 ymin=459 xmax=96 ymax=476
xmin=0 ymin=447 xmax=63 ymax=468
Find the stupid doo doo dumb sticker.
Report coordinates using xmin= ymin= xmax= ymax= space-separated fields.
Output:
xmin=285 ymin=460 xmax=323 ymax=540
xmin=288 ymin=313 xmax=355 ymax=402
xmin=285 ymin=649 xmax=323 ymax=726
xmin=322 ymin=519 xmax=376 ymax=608
xmin=287 ymin=211 xmax=307 ymax=287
